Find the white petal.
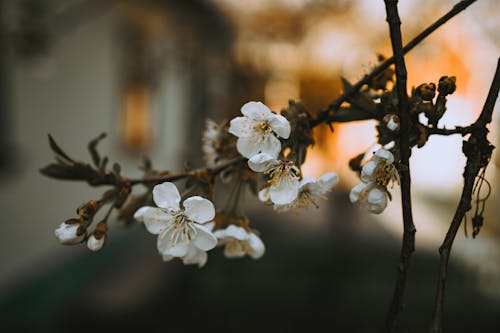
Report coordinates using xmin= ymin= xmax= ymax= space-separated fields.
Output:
xmin=192 ymin=224 xmax=218 ymax=251
xmin=141 ymin=207 xmax=174 ymax=235
xmin=182 ymin=246 xmax=208 ymax=268
xmin=220 ymin=225 xmax=249 ymax=241
xmin=299 ymin=177 xmax=320 ymax=195
xmin=162 ymin=254 xmax=174 ymax=262
xmin=361 ymin=161 xmax=378 ymax=182
xmin=55 ymin=222 xmax=85 ymax=245
xmin=261 ymin=134 xmax=282 ymax=159
xmin=318 ymin=172 xmax=339 ymax=194
xmin=241 ymin=101 xmax=272 ymax=121
xmin=236 ymin=136 xmax=261 ymax=158
xmin=349 ymin=182 xmax=369 ymax=203
xmin=157 ymin=229 xmax=189 ymax=257
xmin=229 ymin=117 xmax=251 ymax=138
xmin=374 ymin=149 xmax=394 ymax=164
xmin=152 ymin=182 xmax=180 ymax=210
xmin=224 ymin=241 xmax=246 ymax=258
xmin=204 ymin=221 xmax=215 ymax=231
xmin=367 ymin=187 xmax=388 ymax=214
xmin=270 ymin=177 xmax=299 ymax=205
xmin=87 ymin=235 xmax=105 ymax=252
xmin=269 ymin=114 xmax=291 ymax=139
xmin=248 ymin=153 xmax=277 ymax=172
xmin=133 ymin=207 xmax=150 ymax=222
xmin=258 ymin=187 xmax=271 ymax=202
xmin=247 ymin=233 xmax=265 ymax=259
xmin=183 ymin=196 xmax=215 ymax=224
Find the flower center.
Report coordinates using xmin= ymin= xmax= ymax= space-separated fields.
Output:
xmin=264 ymin=161 xmax=300 ymax=189
xmin=163 ymin=211 xmax=197 ymax=245
xmin=374 ymin=162 xmax=400 ymax=187
xmin=254 ymin=121 xmax=273 ymax=137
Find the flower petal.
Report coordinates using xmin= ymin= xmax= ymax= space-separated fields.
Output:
xmin=258 ymin=187 xmax=271 ymax=202
xmin=87 ymin=235 xmax=105 ymax=252
xmin=361 ymin=161 xmax=378 ymax=182
xmin=270 ymin=177 xmax=299 ymax=205
xmin=183 ymin=196 xmax=215 ymax=224
xmin=223 ymin=241 xmax=246 ymax=258
xmin=247 ymin=233 xmax=265 ymax=259
xmin=221 ymin=225 xmax=249 ymax=241
xmin=349 ymin=182 xmax=369 ymax=203
xmin=269 ymin=114 xmax=291 ymax=139
xmin=318 ymin=172 xmax=339 ymax=194
xmin=228 ymin=117 xmax=251 ymax=138
xmin=162 ymin=254 xmax=174 ymax=262
xmin=140 ymin=207 xmax=174 ymax=235
xmin=55 ymin=222 xmax=85 ymax=245
xmin=182 ymin=246 xmax=208 ymax=268
xmin=133 ymin=207 xmax=150 ymax=222
xmin=241 ymin=101 xmax=272 ymax=121
xmin=248 ymin=153 xmax=277 ymax=172
xmin=157 ymin=229 xmax=189 ymax=257
xmin=261 ymin=134 xmax=281 ymax=159
xmin=192 ymin=224 xmax=218 ymax=251
xmin=236 ymin=136 xmax=261 ymax=158
xmin=374 ymin=148 xmax=394 ymax=164
xmin=153 ymin=182 xmax=180 ymax=210
xmin=367 ymin=187 xmax=388 ymax=214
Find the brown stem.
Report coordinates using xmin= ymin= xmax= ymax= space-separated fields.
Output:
xmin=383 ymin=1 xmax=416 ymax=332
xmin=430 ymin=58 xmax=500 ymax=333
xmin=310 ymin=0 xmax=477 ymax=128
xmin=128 ymin=157 xmax=244 ymax=185
xmin=427 ymin=126 xmax=472 ymax=136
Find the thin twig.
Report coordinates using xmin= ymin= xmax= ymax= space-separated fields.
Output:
xmin=383 ymin=1 xmax=416 ymax=332
xmin=128 ymin=157 xmax=244 ymax=185
xmin=310 ymin=0 xmax=477 ymax=128
xmin=427 ymin=126 xmax=472 ymax=136
xmin=430 ymin=58 xmax=500 ymax=333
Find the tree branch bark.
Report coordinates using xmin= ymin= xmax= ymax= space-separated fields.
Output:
xmin=383 ymin=1 xmax=416 ymax=332
xmin=311 ymin=0 xmax=477 ymax=128
xmin=429 ymin=58 xmax=500 ymax=333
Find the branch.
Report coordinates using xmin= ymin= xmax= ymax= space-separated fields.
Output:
xmin=310 ymin=0 xmax=477 ymax=128
xmin=430 ymin=58 xmax=500 ymax=333
xmin=383 ymin=1 xmax=416 ymax=332
xmin=128 ymin=157 xmax=244 ymax=185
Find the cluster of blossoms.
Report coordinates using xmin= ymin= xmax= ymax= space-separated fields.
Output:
xmin=54 ymin=101 xmax=399 ymax=267
xmin=349 ymin=148 xmax=400 ymax=214
xmin=229 ymin=102 xmax=338 ymax=209
xmin=133 ymin=182 xmax=264 ymax=267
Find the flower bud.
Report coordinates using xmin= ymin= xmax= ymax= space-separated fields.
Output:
xmin=55 ymin=219 xmax=86 ymax=245
xmin=87 ymin=233 xmax=106 ymax=252
xmin=383 ymin=114 xmax=400 ymax=131
xmin=77 ymin=200 xmax=99 ymax=221
xmin=438 ymin=76 xmax=456 ymax=95
xmin=416 ymin=83 xmax=436 ymax=101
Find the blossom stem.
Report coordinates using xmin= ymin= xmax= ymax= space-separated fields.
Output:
xmin=310 ymin=0 xmax=477 ymax=128
xmin=128 ymin=157 xmax=244 ymax=186
xmin=383 ymin=1 xmax=416 ymax=332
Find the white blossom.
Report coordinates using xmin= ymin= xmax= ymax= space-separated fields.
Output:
xmin=134 ymin=182 xmax=217 ymax=259
xmin=229 ymin=101 xmax=290 ymax=159
xmin=271 ymin=172 xmax=339 ymax=212
xmin=349 ymin=182 xmax=388 ymax=214
xmin=350 ymin=149 xmax=399 ymax=214
xmin=161 ymin=222 xmax=215 ymax=268
xmin=55 ymin=221 xmax=85 ymax=245
xmin=248 ymin=153 xmax=300 ymax=205
xmin=87 ymin=234 xmax=105 ymax=252
xmin=214 ymin=225 xmax=265 ymax=259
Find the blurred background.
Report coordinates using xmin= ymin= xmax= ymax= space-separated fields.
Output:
xmin=0 ymin=0 xmax=499 ymax=331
